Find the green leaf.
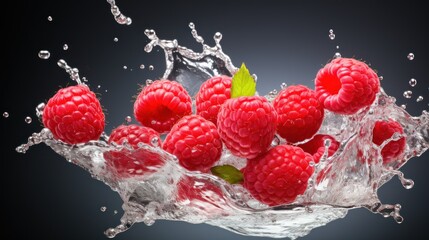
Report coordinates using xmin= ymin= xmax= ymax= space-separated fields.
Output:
xmin=210 ymin=165 xmax=243 ymax=184
xmin=231 ymin=63 xmax=256 ymax=98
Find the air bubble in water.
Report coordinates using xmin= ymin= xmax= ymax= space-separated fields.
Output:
xmin=63 ymin=44 xmax=69 ymax=50
xmin=403 ymin=90 xmax=412 ymax=99
xmin=100 ymin=206 xmax=107 ymax=212
xmin=407 ymin=53 xmax=414 ymax=60
xmin=334 ymin=52 xmax=341 ymax=58
xmin=3 ymin=112 xmax=9 ymax=118
xmin=140 ymin=64 xmax=145 ymax=69
xmin=38 ymin=50 xmax=50 ymax=60
xmin=409 ymin=78 xmax=417 ymax=87
xmin=328 ymin=29 xmax=335 ymax=40
xmin=416 ymin=96 xmax=424 ymax=102
xmin=25 ymin=117 xmax=32 ymax=124
xmin=47 ymin=16 xmax=53 ymax=22
xmin=148 ymin=65 xmax=154 ymax=71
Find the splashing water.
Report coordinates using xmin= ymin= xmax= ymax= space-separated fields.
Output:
xmin=106 ymin=0 xmax=132 ymax=25
xmin=17 ymin=25 xmax=429 ymax=239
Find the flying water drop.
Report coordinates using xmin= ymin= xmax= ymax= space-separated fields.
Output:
xmin=409 ymin=78 xmax=417 ymax=87
xmin=407 ymin=53 xmax=414 ymax=60
xmin=38 ymin=50 xmax=50 ymax=60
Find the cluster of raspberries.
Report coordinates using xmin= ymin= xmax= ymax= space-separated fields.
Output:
xmin=41 ymin=58 xmax=406 ymax=206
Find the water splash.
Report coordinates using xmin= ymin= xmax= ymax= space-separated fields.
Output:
xmin=17 ymin=26 xmax=429 ymax=239
xmin=106 ymin=0 xmax=132 ymax=25
xmin=57 ymin=59 xmax=82 ymax=84
xmin=143 ymin=24 xmax=236 ymax=95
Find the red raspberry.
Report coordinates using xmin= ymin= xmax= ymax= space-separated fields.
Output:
xmin=273 ymin=85 xmax=324 ymax=143
xmin=196 ymin=75 xmax=232 ymax=124
xmin=42 ymin=85 xmax=105 ymax=144
xmin=217 ymin=96 xmax=277 ymax=159
xmin=315 ymin=58 xmax=380 ymax=115
xmin=242 ymin=144 xmax=314 ymax=206
xmin=134 ymin=80 xmax=192 ymax=133
xmin=104 ymin=124 xmax=162 ymax=177
xmin=372 ymin=119 xmax=406 ymax=164
xmin=297 ymin=134 xmax=340 ymax=163
xmin=163 ymin=115 xmax=223 ymax=172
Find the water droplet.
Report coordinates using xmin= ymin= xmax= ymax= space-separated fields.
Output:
xmin=151 ymin=137 xmax=159 ymax=147
xmin=400 ymin=104 xmax=407 ymax=109
xmin=125 ymin=116 xmax=132 ymax=123
xmin=107 ymin=0 xmax=132 ymax=25
xmin=148 ymin=65 xmax=154 ymax=71
xmin=113 ymin=210 xmax=118 ymax=215
xmin=3 ymin=112 xmax=9 ymax=118
xmin=113 ymin=37 xmax=118 ymax=42
xmin=123 ymin=66 xmax=127 ymax=70
xmin=336 ymin=45 xmax=340 ymax=49
xmin=139 ymin=64 xmax=145 ymax=69
xmin=334 ymin=52 xmax=341 ymax=59
xmin=36 ymin=103 xmax=46 ymax=118
xmin=63 ymin=44 xmax=69 ymax=50
xmin=105 ymin=89 xmax=108 ymax=93
xmin=328 ymin=29 xmax=335 ymax=40
xmin=409 ymin=78 xmax=417 ymax=87
xmin=379 ymin=76 xmax=383 ymax=81
xmin=97 ymin=85 xmax=101 ymax=89
xmin=47 ymin=16 xmax=53 ymax=22
xmin=82 ymin=77 xmax=88 ymax=82
xmin=188 ymin=22 xmax=195 ymax=29
xmin=280 ymin=82 xmax=287 ymax=89
xmin=407 ymin=53 xmax=414 ymax=60
xmin=146 ymin=79 xmax=153 ymax=86
xmin=403 ymin=90 xmax=412 ymax=99
xmin=38 ymin=50 xmax=50 ymax=60
xmin=100 ymin=206 xmax=107 ymax=212
xmin=25 ymin=116 xmax=32 ymax=124
xmin=416 ymin=96 xmax=424 ymax=102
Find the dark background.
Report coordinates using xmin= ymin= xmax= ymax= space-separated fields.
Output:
xmin=2 ymin=0 xmax=428 ymax=239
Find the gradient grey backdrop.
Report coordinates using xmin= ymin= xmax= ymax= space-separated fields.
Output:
xmin=3 ymin=0 xmax=428 ymax=239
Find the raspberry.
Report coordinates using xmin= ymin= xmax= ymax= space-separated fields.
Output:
xmin=104 ymin=124 xmax=162 ymax=177
xmin=163 ymin=115 xmax=223 ymax=172
xmin=42 ymin=85 xmax=105 ymax=144
xmin=242 ymin=144 xmax=314 ymax=206
xmin=297 ymin=134 xmax=339 ymax=163
xmin=372 ymin=119 xmax=406 ymax=164
xmin=196 ymin=75 xmax=232 ymax=124
xmin=217 ymin=96 xmax=277 ymax=159
xmin=134 ymin=80 xmax=192 ymax=133
xmin=273 ymin=85 xmax=324 ymax=143
xmin=315 ymin=58 xmax=380 ymax=115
